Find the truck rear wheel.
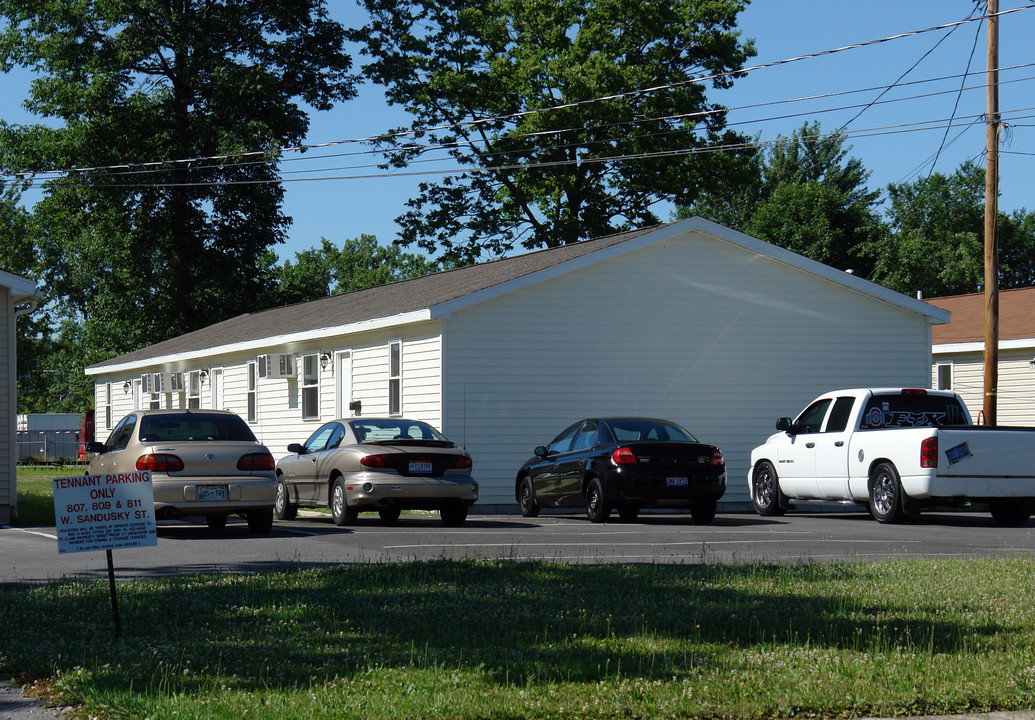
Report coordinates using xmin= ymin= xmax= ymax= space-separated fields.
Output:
xmin=752 ymin=461 xmax=787 ymax=517
xmin=989 ymin=500 xmax=1032 ymax=526
xmin=869 ymin=462 xmax=905 ymax=523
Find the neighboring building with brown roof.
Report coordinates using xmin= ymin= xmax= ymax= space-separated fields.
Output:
xmin=86 ymin=218 xmax=948 ymax=513
xmin=926 ymin=287 xmax=1035 ymax=424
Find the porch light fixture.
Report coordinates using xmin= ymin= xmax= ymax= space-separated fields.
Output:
xmin=1029 ymin=357 xmax=1035 ymax=370
xmin=123 ymin=381 xmax=132 ymax=394
xmin=199 ymin=368 xmax=209 ymax=382
xmin=320 ymin=352 xmax=331 ymax=369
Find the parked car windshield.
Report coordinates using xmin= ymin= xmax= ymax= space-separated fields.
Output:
xmin=605 ymin=419 xmax=698 ymax=443
xmin=350 ymin=419 xmax=449 ymax=443
xmin=859 ymin=393 xmax=970 ymax=429
xmin=138 ymin=413 xmax=257 ymax=442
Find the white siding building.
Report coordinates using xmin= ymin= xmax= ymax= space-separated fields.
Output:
xmin=85 ymin=218 xmax=948 ymax=512
xmin=2 ymin=270 xmax=39 ymax=525
xmin=927 ymin=287 xmax=1035 ymax=425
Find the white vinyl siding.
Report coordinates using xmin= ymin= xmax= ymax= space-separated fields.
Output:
xmin=1 ymin=288 xmax=11 ymax=517
xmin=443 ymin=235 xmax=935 ymax=508
xmin=933 ymin=347 xmax=1035 ymax=426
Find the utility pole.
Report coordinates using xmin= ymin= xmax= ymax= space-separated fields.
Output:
xmin=982 ymin=0 xmax=1000 ymax=426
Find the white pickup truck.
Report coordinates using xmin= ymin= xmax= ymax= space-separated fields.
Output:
xmin=749 ymin=388 xmax=1035 ymax=526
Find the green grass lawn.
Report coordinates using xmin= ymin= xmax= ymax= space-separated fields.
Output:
xmin=2 ymin=558 xmax=1035 ymax=719
xmin=12 ymin=465 xmax=80 ymax=526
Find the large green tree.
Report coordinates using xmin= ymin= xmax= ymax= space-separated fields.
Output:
xmin=351 ymin=0 xmax=755 ymax=263
xmin=275 ymin=234 xmax=446 ymax=304
xmin=868 ymin=161 xmax=1035 ymax=298
xmin=682 ymin=122 xmax=884 ymax=275
xmin=0 ymin=0 xmax=358 ymax=398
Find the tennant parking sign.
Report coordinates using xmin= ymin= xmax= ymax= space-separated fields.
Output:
xmin=53 ymin=472 xmax=157 ymax=554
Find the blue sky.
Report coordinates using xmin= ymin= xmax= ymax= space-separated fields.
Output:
xmin=2 ymin=1 xmax=1033 ymax=263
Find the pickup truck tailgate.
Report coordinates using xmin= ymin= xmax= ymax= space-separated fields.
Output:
xmin=937 ymin=426 xmax=1035 ymax=478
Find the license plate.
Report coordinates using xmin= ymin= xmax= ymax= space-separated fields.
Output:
xmin=409 ymin=461 xmax=433 ymax=474
xmin=666 ymin=476 xmax=689 ymax=488
xmin=945 ymin=442 xmax=972 ymax=465
xmin=197 ymin=485 xmax=228 ymax=501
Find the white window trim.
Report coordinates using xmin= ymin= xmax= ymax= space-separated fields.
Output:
xmin=935 ymin=361 xmax=954 ymax=391
xmin=247 ymin=361 xmax=258 ymax=423
xmin=388 ymin=340 xmax=402 ymax=417
xmin=301 ymin=353 xmax=320 ymax=421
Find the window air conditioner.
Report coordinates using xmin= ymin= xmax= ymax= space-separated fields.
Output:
xmin=257 ymin=353 xmax=296 ymax=379
xmin=141 ymin=372 xmax=164 ymax=394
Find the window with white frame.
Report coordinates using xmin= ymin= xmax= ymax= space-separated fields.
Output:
xmin=247 ymin=361 xmax=258 ymax=422
xmin=188 ymin=370 xmax=201 ymax=409
xmin=105 ymin=383 xmax=112 ymax=430
xmin=388 ymin=341 xmax=401 ymax=416
xmin=302 ymin=354 xmax=320 ymax=420
xmin=936 ymin=362 xmax=953 ymax=391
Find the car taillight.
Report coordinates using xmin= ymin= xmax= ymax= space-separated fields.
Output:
xmin=452 ymin=455 xmax=473 ymax=470
xmin=237 ymin=452 xmax=275 ymax=471
xmin=710 ymin=449 xmax=725 ymax=466
xmin=611 ymin=447 xmax=637 ymax=465
xmin=920 ymin=436 xmax=938 ymax=468
xmin=360 ymin=454 xmax=389 ymax=468
xmin=136 ymin=454 xmax=184 ymax=472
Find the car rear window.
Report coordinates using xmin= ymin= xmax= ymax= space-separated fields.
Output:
xmin=606 ymin=419 xmax=697 ymax=443
xmin=139 ymin=413 xmax=257 ymax=442
xmin=859 ymin=393 xmax=970 ymax=429
xmin=350 ymin=419 xmax=448 ymax=443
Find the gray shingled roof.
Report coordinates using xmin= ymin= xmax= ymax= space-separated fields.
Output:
xmin=88 ymin=224 xmax=661 ymax=369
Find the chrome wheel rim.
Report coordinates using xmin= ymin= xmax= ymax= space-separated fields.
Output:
xmin=332 ymin=484 xmax=344 ymax=519
xmin=755 ymin=468 xmax=774 ymax=508
xmin=872 ymin=472 xmax=894 ymax=516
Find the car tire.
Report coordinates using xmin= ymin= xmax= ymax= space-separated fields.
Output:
xmin=752 ymin=461 xmax=787 ymax=517
xmin=440 ymin=500 xmax=468 ymax=527
xmin=869 ymin=462 xmax=905 ymax=523
xmin=378 ymin=507 xmax=402 ymax=525
xmin=206 ymin=514 xmax=228 ymax=532
xmin=275 ymin=478 xmax=298 ymax=521
xmin=690 ymin=499 xmax=717 ymax=525
xmin=518 ymin=477 xmax=540 ymax=518
xmin=247 ymin=509 xmax=274 ymax=534
xmin=585 ymin=478 xmax=610 ymax=523
xmin=989 ymin=500 xmax=1032 ymax=526
xmin=331 ymin=477 xmax=358 ymax=526
xmin=618 ymin=504 xmax=640 ymax=521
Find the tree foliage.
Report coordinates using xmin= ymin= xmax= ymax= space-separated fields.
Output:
xmin=0 ymin=0 xmax=356 ymax=410
xmin=351 ymin=0 xmax=756 ymax=263
xmin=682 ymin=122 xmax=883 ymax=275
xmin=274 ymin=235 xmax=446 ymax=304
xmin=868 ymin=161 xmax=1035 ymax=298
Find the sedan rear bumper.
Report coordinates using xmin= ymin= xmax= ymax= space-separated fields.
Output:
xmin=152 ymin=474 xmax=277 ymax=518
xmin=344 ymin=472 xmax=478 ymax=510
xmin=612 ymin=470 xmax=726 ymax=504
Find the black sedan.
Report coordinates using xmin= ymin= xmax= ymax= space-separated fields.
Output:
xmin=515 ymin=417 xmax=726 ymax=524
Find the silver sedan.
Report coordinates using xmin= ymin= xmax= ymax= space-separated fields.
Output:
xmin=275 ymin=417 xmax=477 ymax=526
xmin=86 ymin=409 xmax=277 ymax=533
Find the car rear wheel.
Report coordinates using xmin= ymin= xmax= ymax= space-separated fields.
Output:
xmin=247 ymin=509 xmax=274 ymax=534
xmin=752 ymin=461 xmax=787 ymax=517
xmin=585 ymin=478 xmax=610 ymax=523
xmin=690 ymin=499 xmax=717 ymax=525
xmin=440 ymin=500 xmax=468 ymax=526
xmin=378 ymin=507 xmax=402 ymax=525
xmin=331 ymin=477 xmax=358 ymax=526
xmin=518 ymin=477 xmax=540 ymax=518
xmin=989 ymin=500 xmax=1032 ymax=526
xmin=206 ymin=514 xmax=228 ymax=532
xmin=869 ymin=462 xmax=905 ymax=523
xmin=275 ymin=479 xmax=298 ymax=521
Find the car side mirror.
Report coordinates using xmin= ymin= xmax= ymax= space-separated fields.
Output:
xmin=775 ymin=417 xmax=795 ymax=434
xmin=534 ymin=445 xmax=549 ymax=458
xmin=85 ymin=441 xmax=107 ymax=454
xmin=287 ymin=443 xmax=304 ymax=454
